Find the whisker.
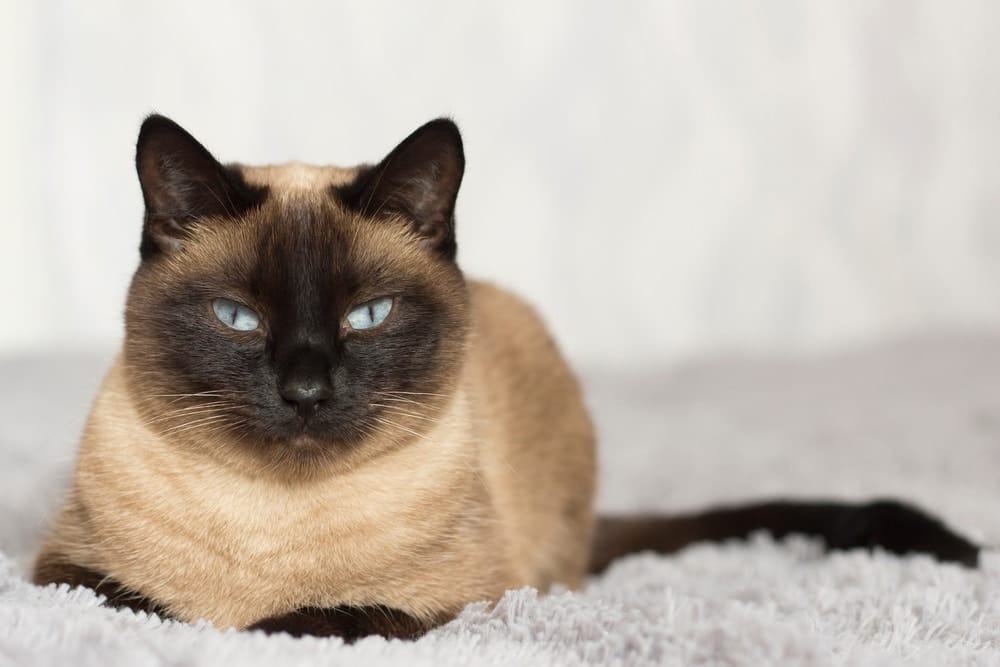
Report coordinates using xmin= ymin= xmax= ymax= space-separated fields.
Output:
xmin=369 ymin=404 xmax=442 ymax=425
xmin=171 ymin=423 xmax=235 ymax=443
xmin=371 ymin=395 xmax=425 ymax=407
xmin=163 ymin=422 xmax=231 ymax=439
xmin=146 ymin=401 xmax=231 ymax=416
xmin=144 ymin=402 xmax=232 ymax=424
xmin=371 ymin=416 xmax=431 ymax=443
xmin=360 ymin=156 xmax=398 ymax=219
xmin=139 ymin=395 xmax=232 ymax=407
xmin=146 ymin=409 xmax=230 ymax=426
xmin=161 ymin=414 xmax=232 ymax=436
xmin=148 ymin=401 xmax=231 ymax=412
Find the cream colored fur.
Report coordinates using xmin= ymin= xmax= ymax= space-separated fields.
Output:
xmin=37 ymin=276 xmax=595 ymax=628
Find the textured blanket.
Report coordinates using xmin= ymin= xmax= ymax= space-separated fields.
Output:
xmin=2 ymin=334 xmax=999 ymax=666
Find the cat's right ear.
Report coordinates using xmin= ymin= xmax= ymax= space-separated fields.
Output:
xmin=135 ymin=114 xmax=264 ymax=259
xmin=338 ymin=119 xmax=465 ymax=261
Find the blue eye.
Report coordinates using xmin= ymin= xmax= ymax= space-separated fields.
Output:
xmin=212 ymin=298 xmax=260 ymax=331
xmin=346 ymin=297 xmax=393 ymax=330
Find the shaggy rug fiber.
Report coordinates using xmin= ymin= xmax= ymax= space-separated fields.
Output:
xmin=1 ymin=333 xmax=998 ymax=666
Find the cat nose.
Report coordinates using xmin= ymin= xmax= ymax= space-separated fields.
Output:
xmin=278 ymin=347 xmax=333 ymax=420
xmin=280 ymin=378 xmax=332 ymax=420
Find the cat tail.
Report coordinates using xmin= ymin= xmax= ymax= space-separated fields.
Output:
xmin=588 ymin=498 xmax=979 ymax=574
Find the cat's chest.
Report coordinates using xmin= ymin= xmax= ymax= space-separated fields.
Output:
xmin=77 ymin=424 xmax=474 ymax=627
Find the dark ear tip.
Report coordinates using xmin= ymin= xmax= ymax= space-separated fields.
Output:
xmin=136 ymin=114 xmax=197 ymax=161
xmin=414 ymin=118 xmax=463 ymax=151
xmin=138 ymin=113 xmax=181 ymax=141
xmin=424 ymin=117 xmax=460 ymax=133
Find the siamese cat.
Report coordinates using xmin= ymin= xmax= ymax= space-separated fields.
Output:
xmin=33 ymin=115 xmax=978 ymax=641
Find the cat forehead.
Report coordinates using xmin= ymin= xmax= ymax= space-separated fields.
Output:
xmin=143 ymin=161 xmax=440 ymax=284
xmin=238 ymin=162 xmax=362 ymax=193
xmin=160 ymin=194 xmax=436 ymax=288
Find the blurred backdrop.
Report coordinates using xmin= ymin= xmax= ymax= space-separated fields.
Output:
xmin=1 ymin=1 xmax=998 ymax=368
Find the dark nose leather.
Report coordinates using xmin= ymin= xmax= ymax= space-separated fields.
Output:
xmin=280 ymin=379 xmax=332 ymax=419
xmin=278 ymin=348 xmax=333 ymax=420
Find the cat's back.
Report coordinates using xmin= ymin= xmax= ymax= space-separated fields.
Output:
xmin=466 ymin=280 xmax=596 ymax=588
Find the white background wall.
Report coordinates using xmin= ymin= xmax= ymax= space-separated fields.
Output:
xmin=2 ymin=1 xmax=998 ymax=368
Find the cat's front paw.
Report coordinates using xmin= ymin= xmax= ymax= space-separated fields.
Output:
xmin=247 ymin=605 xmax=436 ymax=641
xmin=829 ymin=499 xmax=979 ymax=567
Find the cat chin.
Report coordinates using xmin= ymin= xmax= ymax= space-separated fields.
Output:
xmin=244 ymin=434 xmax=342 ymax=475
xmin=244 ymin=415 xmax=358 ymax=446
xmin=259 ymin=428 xmax=362 ymax=460
xmin=286 ymin=433 xmax=327 ymax=450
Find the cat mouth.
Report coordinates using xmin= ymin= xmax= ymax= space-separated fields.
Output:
xmin=229 ymin=405 xmax=370 ymax=450
xmin=268 ymin=416 xmax=360 ymax=448
xmin=278 ymin=418 xmax=329 ymax=443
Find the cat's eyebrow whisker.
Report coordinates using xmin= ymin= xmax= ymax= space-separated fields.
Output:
xmin=360 ymin=164 xmax=388 ymax=218
xmin=360 ymin=157 xmax=406 ymax=220
xmin=193 ymin=175 xmax=240 ymax=218
xmin=216 ymin=180 xmax=240 ymax=218
xmin=370 ymin=187 xmax=402 ymax=221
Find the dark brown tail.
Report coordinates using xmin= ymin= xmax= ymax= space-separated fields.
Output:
xmin=589 ymin=498 xmax=979 ymax=574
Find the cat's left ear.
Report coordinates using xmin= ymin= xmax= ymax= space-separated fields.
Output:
xmin=135 ymin=114 xmax=265 ymax=259
xmin=340 ymin=119 xmax=465 ymax=260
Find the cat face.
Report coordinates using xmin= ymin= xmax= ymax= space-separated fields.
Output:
xmin=123 ymin=116 xmax=469 ymax=474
